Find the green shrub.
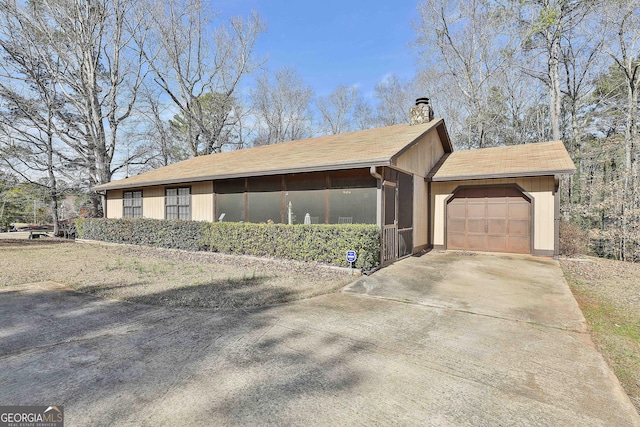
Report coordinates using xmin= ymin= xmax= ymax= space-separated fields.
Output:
xmin=76 ymin=218 xmax=380 ymax=269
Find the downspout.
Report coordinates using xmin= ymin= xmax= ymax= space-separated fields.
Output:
xmin=369 ymin=165 xmax=382 ymax=181
xmin=370 ymin=166 xmax=384 ymax=269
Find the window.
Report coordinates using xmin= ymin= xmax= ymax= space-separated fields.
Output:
xmin=165 ymin=187 xmax=191 ymax=220
xmin=123 ymin=191 xmax=142 ymax=218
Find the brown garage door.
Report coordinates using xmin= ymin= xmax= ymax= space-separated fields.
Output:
xmin=447 ymin=187 xmax=530 ymax=254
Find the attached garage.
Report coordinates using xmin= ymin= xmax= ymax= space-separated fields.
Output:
xmin=428 ymin=141 xmax=576 ymax=257
xmin=446 ymin=186 xmax=531 ymax=254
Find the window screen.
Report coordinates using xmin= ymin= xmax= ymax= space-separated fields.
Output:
xmin=248 ymin=176 xmax=282 ymax=223
xmin=328 ymin=188 xmax=376 ymax=224
xmin=397 ymin=172 xmax=413 ymax=229
xmin=216 ymin=179 xmax=245 ymax=222
xmin=284 ymin=173 xmax=326 ymax=224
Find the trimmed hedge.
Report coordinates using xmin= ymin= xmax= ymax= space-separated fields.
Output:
xmin=76 ymin=218 xmax=380 ymax=270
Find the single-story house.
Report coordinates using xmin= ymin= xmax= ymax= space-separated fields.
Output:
xmin=93 ymin=99 xmax=575 ymax=265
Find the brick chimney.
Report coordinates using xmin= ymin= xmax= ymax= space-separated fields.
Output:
xmin=409 ymin=97 xmax=434 ymax=125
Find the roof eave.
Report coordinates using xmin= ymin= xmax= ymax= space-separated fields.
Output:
xmin=93 ymin=159 xmax=392 ymax=192
xmin=429 ymin=168 xmax=576 ymax=182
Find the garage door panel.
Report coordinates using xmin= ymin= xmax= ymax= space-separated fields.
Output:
xmin=487 ymin=203 xmax=507 ymax=217
xmin=446 ymin=186 xmax=531 ymax=254
xmin=508 ymin=236 xmax=530 ymax=253
xmin=488 ymin=218 xmax=507 ymax=234
xmin=467 ymin=203 xmax=485 ymax=217
xmin=448 ymin=218 xmax=466 ymax=233
xmin=448 ymin=203 xmax=467 ymax=218
xmin=487 ymin=235 xmax=508 ymax=252
xmin=466 ymin=235 xmax=486 ymax=250
xmin=467 ymin=219 xmax=485 ymax=233
xmin=447 ymin=233 xmax=466 ymax=249
xmin=508 ymin=219 xmax=529 ymax=235
xmin=508 ymin=202 xmax=530 ymax=219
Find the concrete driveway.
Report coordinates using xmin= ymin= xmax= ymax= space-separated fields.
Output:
xmin=1 ymin=252 xmax=639 ymax=426
xmin=344 ymin=251 xmax=587 ymax=331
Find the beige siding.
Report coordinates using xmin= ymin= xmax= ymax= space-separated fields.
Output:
xmin=192 ymin=181 xmax=214 ymax=221
xmin=106 ymin=190 xmax=123 ymax=219
xmin=431 ymin=176 xmax=555 ymax=252
xmin=413 ymin=175 xmax=429 ymax=249
xmin=395 ymin=130 xmax=446 ymax=176
xmin=143 ymin=186 xmax=165 ymax=219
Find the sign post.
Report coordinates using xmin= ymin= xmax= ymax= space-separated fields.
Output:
xmin=346 ymin=250 xmax=357 ymax=273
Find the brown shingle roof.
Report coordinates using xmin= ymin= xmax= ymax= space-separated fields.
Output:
xmin=94 ymin=120 xmax=447 ymax=191
xmin=428 ymin=140 xmax=575 ymax=181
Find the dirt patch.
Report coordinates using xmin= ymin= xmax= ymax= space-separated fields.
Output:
xmin=560 ymin=256 xmax=640 ymax=414
xmin=0 ymin=240 xmax=354 ymax=309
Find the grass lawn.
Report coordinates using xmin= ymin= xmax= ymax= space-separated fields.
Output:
xmin=0 ymin=239 xmax=354 ymax=309
xmin=560 ymin=257 xmax=640 ymax=414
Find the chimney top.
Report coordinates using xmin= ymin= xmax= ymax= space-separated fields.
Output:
xmin=410 ymin=96 xmax=434 ymax=125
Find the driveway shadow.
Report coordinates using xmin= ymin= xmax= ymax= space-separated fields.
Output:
xmin=0 ymin=282 xmax=365 ymax=425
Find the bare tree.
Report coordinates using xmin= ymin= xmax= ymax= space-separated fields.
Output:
xmin=251 ymin=67 xmax=314 ymax=145
xmin=601 ymin=0 xmax=640 ymax=174
xmin=0 ymin=0 xmax=150 ymax=216
xmin=132 ymin=86 xmax=188 ymax=169
xmin=560 ymin=13 xmax=605 ymax=153
xmin=316 ymin=85 xmax=364 ymax=134
xmin=353 ymin=101 xmax=376 ymax=130
xmin=513 ymin=0 xmax=594 ymax=142
xmin=374 ymin=74 xmax=414 ymax=126
xmin=599 ymin=0 xmax=640 ymax=260
xmin=142 ymin=0 xmax=265 ymax=156
xmin=0 ymin=18 xmax=64 ymax=234
xmin=416 ymin=0 xmax=524 ymax=148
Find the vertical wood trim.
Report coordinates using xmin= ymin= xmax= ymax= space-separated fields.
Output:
xmin=243 ymin=178 xmax=248 ymax=222
xmin=281 ymin=176 xmax=285 ymax=224
xmin=325 ymin=173 xmax=330 ymax=224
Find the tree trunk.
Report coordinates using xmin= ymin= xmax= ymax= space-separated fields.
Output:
xmin=548 ymin=33 xmax=562 ymax=141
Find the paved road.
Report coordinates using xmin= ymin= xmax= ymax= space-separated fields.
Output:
xmin=1 ymin=252 xmax=638 ymax=426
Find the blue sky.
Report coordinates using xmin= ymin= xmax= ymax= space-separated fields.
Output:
xmin=216 ymin=0 xmax=420 ymax=99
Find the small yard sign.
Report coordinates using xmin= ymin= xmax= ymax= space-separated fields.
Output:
xmin=346 ymin=250 xmax=357 ymax=263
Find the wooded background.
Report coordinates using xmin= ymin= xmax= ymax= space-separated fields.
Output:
xmin=0 ymin=0 xmax=638 ymax=261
